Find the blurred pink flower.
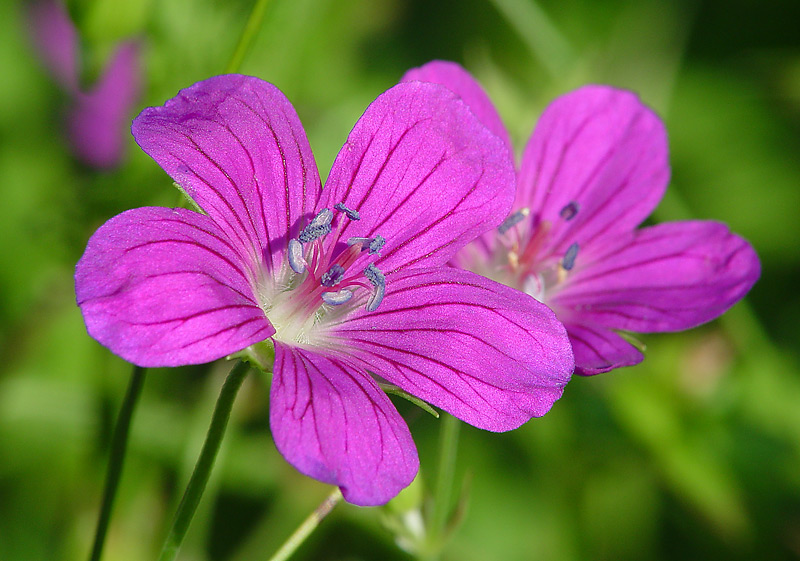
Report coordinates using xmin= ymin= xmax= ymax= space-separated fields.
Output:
xmin=404 ymin=61 xmax=761 ymax=375
xmin=28 ymin=1 xmax=141 ymax=168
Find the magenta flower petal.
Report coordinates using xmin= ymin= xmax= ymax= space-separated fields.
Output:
xmin=75 ymin=207 xmax=274 ymax=367
xmin=318 ymin=81 xmax=515 ymax=274
xmin=132 ymin=75 xmax=321 ymax=280
xmin=401 ymin=60 xmax=513 ymax=153
xmin=270 ymin=343 xmax=418 ymax=506
xmin=325 ymin=267 xmax=573 ymax=431
xmin=27 ymin=0 xmax=79 ymax=91
xmin=67 ymin=41 xmax=141 ymax=169
xmin=516 ymin=86 xmax=669 ymax=256
xmin=552 ymin=220 xmax=760 ymax=334
xmin=564 ymin=323 xmax=644 ymax=375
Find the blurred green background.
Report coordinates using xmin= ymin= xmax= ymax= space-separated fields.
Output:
xmin=1 ymin=0 xmax=799 ymax=559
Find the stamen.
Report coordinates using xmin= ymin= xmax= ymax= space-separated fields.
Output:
xmin=368 ymin=235 xmax=385 ymax=255
xmin=562 ymin=242 xmax=579 ymax=271
xmin=346 ymin=235 xmax=385 ymax=255
xmin=334 ymin=202 xmax=360 ymax=221
xmin=298 ymin=208 xmax=333 ymax=243
xmin=321 ymin=289 xmax=353 ymax=306
xmin=559 ymin=201 xmax=579 ymax=221
xmin=287 ymin=238 xmax=306 ymax=274
xmin=347 ymin=237 xmax=370 ymax=247
xmin=310 ymin=208 xmax=334 ymax=227
xmin=320 ymin=264 xmax=345 ymax=287
xmin=364 ymin=263 xmax=386 ymax=312
xmin=498 ymin=208 xmax=530 ymax=235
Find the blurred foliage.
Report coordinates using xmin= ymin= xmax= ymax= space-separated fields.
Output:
xmin=1 ymin=0 xmax=799 ymax=560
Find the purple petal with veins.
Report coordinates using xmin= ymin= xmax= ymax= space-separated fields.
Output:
xmin=318 ymin=81 xmax=515 ymax=275
xmin=421 ymin=62 xmax=761 ymax=375
xmin=75 ymin=207 xmax=274 ymax=367
xmin=564 ymin=323 xmax=644 ymax=375
xmin=401 ymin=60 xmax=513 ymax=153
xmin=270 ymin=344 xmax=418 ymax=506
xmin=516 ymin=86 xmax=670 ymax=257
xmin=324 ymin=267 xmax=573 ymax=430
xmin=133 ymin=75 xmax=321 ymax=279
xmin=552 ymin=221 xmax=760 ymax=334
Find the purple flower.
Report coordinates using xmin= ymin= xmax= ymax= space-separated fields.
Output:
xmin=75 ymin=75 xmax=573 ymax=505
xmin=403 ymin=61 xmax=760 ymax=376
xmin=28 ymin=1 xmax=141 ymax=168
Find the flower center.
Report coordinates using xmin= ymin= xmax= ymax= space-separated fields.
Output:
xmin=482 ymin=201 xmax=581 ymax=304
xmin=260 ymin=203 xmax=387 ymax=346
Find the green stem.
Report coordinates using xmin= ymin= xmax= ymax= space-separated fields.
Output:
xmin=225 ymin=0 xmax=272 ymax=74
xmin=425 ymin=413 xmax=461 ymax=560
xmin=88 ymin=365 xmax=146 ymax=561
xmin=267 ymin=487 xmax=344 ymax=561
xmin=157 ymin=361 xmax=250 ymax=561
xmin=487 ymin=0 xmax=574 ymax=77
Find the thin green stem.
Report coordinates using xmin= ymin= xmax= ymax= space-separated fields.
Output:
xmin=267 ymin=487 xmax=344 ymax=561
xmin=157 ymin=361 xmax=250 ymax=561
xmin=487 ymin=0 xmax=574 ymax=77
xmin=424 ymin=413 xmax=461 ymax=560
xmin=225 ymin=0 xmax=272 ymax=74
xmin=88 ymin=365 xmax=146 ymax=561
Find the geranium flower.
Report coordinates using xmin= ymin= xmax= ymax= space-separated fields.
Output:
xmin=75 ymin=75 xmax=574 ymax=505
xmin=403 ymin=61 xmax=760 ymax=375
xmin=28 ymin=0 xmax=141 ymax=168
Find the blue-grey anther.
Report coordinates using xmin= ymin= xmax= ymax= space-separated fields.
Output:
xmin=298 ymin=208 xmax=333 ymax=243
xmin=321 ymin=264 xmax=345 ymax=287
xmin=287 ymin=238 xmax=306 ymax=274
xmin=321 ymin=289 xmax=353 ymax=306
xmin=364 ymin=263 xmax=386 ymax=312
xmin=559 ymin=201 xmax=580 ymax=221
xmin=334 ymin=202 xmax=360 ymax=221
xmin=498 ymin=209 xmax=528 ymax=234
xmin=347 ymin=237 xmax=371 ymax=248
xmin=562 ymin=242 xmax=579 ymax=271
xmin=368 ymin=235 xmax=385 ymax=255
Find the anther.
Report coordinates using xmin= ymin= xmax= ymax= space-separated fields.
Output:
xmin=320 ymin=264 xmax=345 ymax=287
xmin=364 ymin=263 xmax=386 ymax=312
xmin=368 ymin=235 xmax=385 ymax=255
xmin=334 ymin=202 xmax=360 ymax=221
xmin=347 ymin=237 xmax=369 ymax=247
xmin=346 ymin=235 xmax=386 ymax=255
xmin=559 ymin=201 xmax=579 ymax=221
xmin=287 ymin=238 xmax=306 ymax=274
xmin=310 ymin=208 xmax=334 ymax=227
xmin=498 ymin=208 xmax=530 ymax=235
xmin=321 ymin=289 xmax=354 ymax=306
xmin=562 ymin=242 xmax=579 ymax=271
xmin=298 ymin=208 xmax=333 ymax=243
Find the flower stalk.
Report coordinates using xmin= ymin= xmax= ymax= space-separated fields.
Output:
xmin=267 ymin=487 xmax=344 ymax=561
xmin=88 ymin=365 xmax=146 ymax=561
xmin=225 ymin=0 xmax=271 ymax=74
xmin=422 ymin=413 xmax=461 ymax=560
xmin=157 ymin=361 xmax=250 ymax=561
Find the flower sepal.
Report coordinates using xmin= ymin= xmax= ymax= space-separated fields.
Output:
xmin=615 ymin=330 xmax=648 ymax=354
xmin=233 ymin=339 xmax=276 ymax=374
xmin=378 ymin=381 xmax=440 ymax=419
